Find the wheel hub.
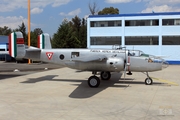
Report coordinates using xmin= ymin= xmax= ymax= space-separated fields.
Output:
xmin=90 ymin=78 xmax=97 ymax=86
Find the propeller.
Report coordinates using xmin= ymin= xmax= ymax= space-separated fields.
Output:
xmin=123 ymin=61 xmax=127 ymax=80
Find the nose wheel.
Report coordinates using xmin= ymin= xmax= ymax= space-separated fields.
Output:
xmin=144 ymin=72 xmax=153 ymax=85
xmin=145 ymin=78 xmax=153 ymax=85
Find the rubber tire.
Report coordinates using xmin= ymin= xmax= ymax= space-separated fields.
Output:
xmin=88 ymin=76 xmax=100 ymax=88
xmin=145 ymin=78 xmax=153 ymax=85
xmin=100 ymin=71 xmax=111 ymax=80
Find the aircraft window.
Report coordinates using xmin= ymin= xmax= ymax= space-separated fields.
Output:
xmin=59 ymin=54 xmax=64 ymax=60
xmin=141 ymin=54 xmax=149 ymax=57
xmin=71 ymin=52 xmax=79 ymax=58
xmin=128 ymin=51 xmax=135 ymax=56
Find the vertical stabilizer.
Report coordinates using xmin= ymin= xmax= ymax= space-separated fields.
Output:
xmin=9 ymin=32 xmax=25 ymax=59
xmin=38 ymin=33 xmax=52 ymax=49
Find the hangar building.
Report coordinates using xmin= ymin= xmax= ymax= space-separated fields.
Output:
xmin=0 ymin=36 xmax=12 ymax=61
xmin=87 ymin=12 xmax=180 ymax=64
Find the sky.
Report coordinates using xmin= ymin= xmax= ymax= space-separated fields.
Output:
xmin=0 ymin=0 xmax=180 ymax=36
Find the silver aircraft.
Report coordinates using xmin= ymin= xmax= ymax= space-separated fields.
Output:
xmin=9 ymin=32 xmax=167 ymax=87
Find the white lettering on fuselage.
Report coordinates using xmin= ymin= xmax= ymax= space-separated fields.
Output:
xmin=90 ymin=50 xmax=125 ymax=53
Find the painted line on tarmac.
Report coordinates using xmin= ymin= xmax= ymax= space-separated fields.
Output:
xmin=151 ymin=77 xmax=179 ymax=86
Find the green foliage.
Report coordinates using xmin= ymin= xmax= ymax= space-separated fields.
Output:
xmin=12 ymin=22 xmax=43 ymax=47
xmin=80 ymin=18 xmax=87 ymax=47
xmin=52 ymin=16 xmax=87 ymax=48
xmin=98 ymin=7 xmax=119 ymax=15
xmin=0 ymin=26 xmax=12 ymax=35
xmin=14 ymin=22 xmax=27 ymax=44
xmin=30 ymin=28 xmax=43 ymax=47
xmin=1 ymin=16 xmax=87 ymax=49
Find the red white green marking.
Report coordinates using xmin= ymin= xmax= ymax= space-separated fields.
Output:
xmin=38 ymin=34 xmax=45 ymax=49
xmin=9 ymin=32 xmax=24 ymax=58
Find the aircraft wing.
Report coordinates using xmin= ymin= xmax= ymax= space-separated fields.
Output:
xmin=71 ymin=54 xmax=107 ymax=62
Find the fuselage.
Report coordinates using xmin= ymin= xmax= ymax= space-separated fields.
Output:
xmin=24 ymin=48 xmax=164 ymax=72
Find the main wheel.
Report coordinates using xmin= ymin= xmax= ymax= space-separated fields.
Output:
xmin=145 ymin=78 xmax=153 ymax=85
xmin=88 ymin=76 xmax=100 ymax=88
xmin=100 ymin=71 xmax=111 ymax=80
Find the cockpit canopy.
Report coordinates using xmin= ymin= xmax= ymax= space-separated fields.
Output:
xmin=128 ymin=50 xmax=144 ymax=57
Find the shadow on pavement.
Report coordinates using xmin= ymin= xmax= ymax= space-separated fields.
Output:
xmin=20 ymin=73 xmax=164 ymax=99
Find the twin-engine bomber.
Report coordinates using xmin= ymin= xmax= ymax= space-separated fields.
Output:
xmin=9 ymin=32 xmax=168 ymax=87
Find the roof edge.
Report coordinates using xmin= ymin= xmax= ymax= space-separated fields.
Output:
xmin=88 ymin=12 xmax=180 ymax=18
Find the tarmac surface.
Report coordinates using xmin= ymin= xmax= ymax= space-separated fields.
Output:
xmin=0 ymin=61 xmax=62 ymax=72
xmin=0 ymin=62 xmax=180 ymax=120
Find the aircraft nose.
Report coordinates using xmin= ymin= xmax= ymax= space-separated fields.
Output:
xmin=162 ymin=60 xmax=169 ymax=69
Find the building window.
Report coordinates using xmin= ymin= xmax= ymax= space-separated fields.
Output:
xmin=90 ymin=37 xmax=121 ymax=45
xmin=91 ymin=21 xmax=95 ymax=27
xmin=125 ymin=20 xmax=159 ymax=26
xmin=125 ymin=36 xmax=159 ymax=45
xmin=162 ymin=36 xmax=180 ymax=45
xmin=90 ymin=20 xmax=121 ymax=27
xmin=108 ymin=21 xmax=114 ymax=26
xmin=162 ymin=19 xmax=180 ymax=25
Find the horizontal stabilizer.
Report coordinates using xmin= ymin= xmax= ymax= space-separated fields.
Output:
xmin=71 ymin=54 xmax=107 ymax=62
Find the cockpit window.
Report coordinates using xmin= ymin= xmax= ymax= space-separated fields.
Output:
xmin=128 ymin=52 xmax=135 ymax=56
xmin=140 ymin=54 xmax=149 ymax=57
xmin=128 ymin=50 xmax=143 ymax=56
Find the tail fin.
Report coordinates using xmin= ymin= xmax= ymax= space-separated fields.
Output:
xmin=38 ymin=33 xmax=52 ymax=49
xmin=9 ymin=32 xmax=25 ymax=59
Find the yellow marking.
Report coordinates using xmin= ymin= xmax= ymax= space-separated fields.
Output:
xmin=151 ymin=77 xmax=179 ymax=86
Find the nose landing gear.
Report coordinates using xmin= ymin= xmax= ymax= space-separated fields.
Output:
xmin=144 ymin=72 xmax=153 ymax=85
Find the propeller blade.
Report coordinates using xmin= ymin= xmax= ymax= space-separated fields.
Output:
xmin=124 ymin=64 xmax=126 ymax=80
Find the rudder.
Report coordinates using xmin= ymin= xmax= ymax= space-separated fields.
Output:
xmin=9 ymin=32 xmax=25 ymax=59
xmin=38 ymin=33 xmax=52 ymax=49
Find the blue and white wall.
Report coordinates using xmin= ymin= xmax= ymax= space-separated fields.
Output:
xmin=87 ymin=12 xmax=180 ymax=64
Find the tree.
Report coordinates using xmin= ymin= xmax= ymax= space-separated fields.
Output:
xmin=79 ymin=18 xmax=87 ymax=48
xmin=33 ymin=28 xmax=43 ymax=35
xmin=52 ymin=16 xmax=87 ymax=48
xmin=71 ymin=16 xmax=87 ymax=48
xmin=88 ymin=1 xmax=99 ymax=15
xmin=14 ymin=22 xmax=27 ymax=44
xmin=30 ymin=28 xmax=43 ymax=47
xmin=52 ymin=19 xmax=81 ymax=48
xmin=0 ymin=26 xmax=12 ymax=35
xmin=98 ymin=7 xmax=119 ymax=15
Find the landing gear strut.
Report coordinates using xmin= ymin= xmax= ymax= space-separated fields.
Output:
xmin=87 ymin=71 xmax=111 ymax=87
xmin=144 ymin=72 xmax=153 ymax=85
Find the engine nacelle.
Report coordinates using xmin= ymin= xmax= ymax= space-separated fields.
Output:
xmin=106 ymin=57 xmax=124 ymax=72
xmin=66 ymin=57 xmax=125 ymax=72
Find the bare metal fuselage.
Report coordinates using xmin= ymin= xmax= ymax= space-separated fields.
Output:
xmin=24 ymin=48 xmax=163 ymax=72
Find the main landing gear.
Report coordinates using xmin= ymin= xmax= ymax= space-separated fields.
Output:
xmin=144 ymin=72 xmax=153 ymax=85
xmin=87 ymin=71 xmax=153 ymax=87
xmin=100 ymin=71 xmax=111 ymax=80
xmin=88 ymin=71 xmax=111 ymax=88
